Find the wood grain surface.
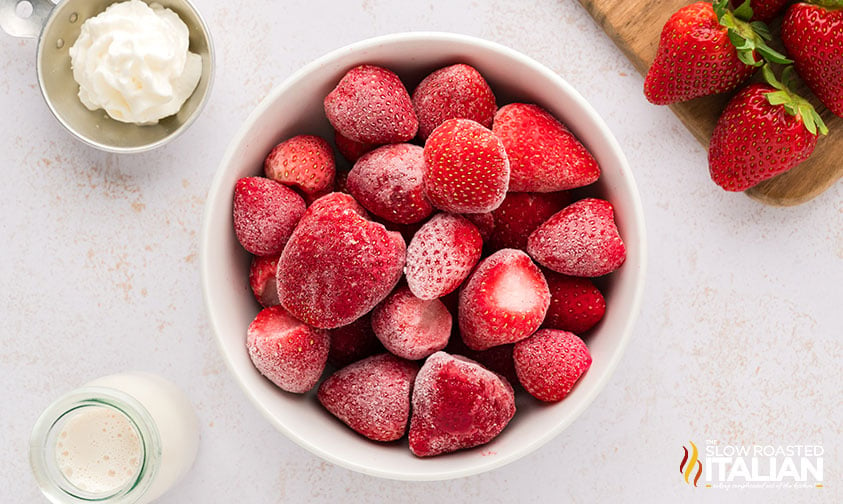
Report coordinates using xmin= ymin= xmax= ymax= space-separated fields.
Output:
xmin=578 ymin=0 xmax=842 ymax=206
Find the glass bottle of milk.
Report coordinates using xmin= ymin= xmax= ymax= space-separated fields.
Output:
xmin=30 ymin=372 xmax=199 ymax=503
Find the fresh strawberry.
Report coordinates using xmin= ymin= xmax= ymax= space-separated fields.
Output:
xmin=334 ymin=130 xmax=378 ymax=164
xmin=459 ymin=249 xmax=550 ymax=351
xmin=404 ymin=213 xmax=483 ymax=300
xmin=709 ymin=65 xmax=828 ymax=191
xmin=412 ymin=63 xmax=497 ymax=140
xmin=527 ymin=198 xmax=626 ymax=277
xmin=513 ymin=329 xmax=591 ymax=402
xmin=731 ymin=0 xmax=790 ymax=22
xmin=644 ymin=0 xmax=790 ymax=104
xmin=409 ymin=352 xmax=515 ymax=457
xmin=492 ymin=104 xmax=599 ymax=192
xmin=324 ymin=65 xmax=418 ymax=144
xmin=246 ymin=305 xmax=330 ymax=394
xmin=233 ymin=177 xmax=306 ymax=256
xmin=318 ymin=354 xmax=418 ymax=442
xmin=346 ymin=144 xmax=434 ymax=224
xmin=372 ymin=285 xmax=452 ymax=360
xmin=264 ymin=135 xmax=335 ymax=198
xmin=423 ymin=119 xmax=509 ymax=213
xmin=327 ymin=313 xmax=385 ymax=369
xmin=249 ymin=253 xmax=280 ymax=307
xmin=542 ymin=272 xmax=606 ymax=334
xmin=782 ymin=1 xmax=843 ymax=117
xmin=488 ymin=191 xmax=570 ymax=251
xmin=276 ymin=197 xmax=406 ymax=329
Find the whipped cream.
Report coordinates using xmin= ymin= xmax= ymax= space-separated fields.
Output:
xmin=69 ymin=0 xmax=202 ymax=125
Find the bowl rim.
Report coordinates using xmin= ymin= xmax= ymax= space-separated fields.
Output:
xmin=200 ymin=31 xmax=647 ymax=481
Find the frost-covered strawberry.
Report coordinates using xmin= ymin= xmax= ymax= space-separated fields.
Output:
xmin=412 ymin=63 xmax=497 ymax=140
xmin=318 ymin=354 xmax=418 ymax=442
xmin=488 ymin=191 xmax=569 ymax=251
xmin=409 ymin=352 xmax=515 ymax=457
xmin=492 ymin=103 xmax=599 ymax=192
xmin=542 ymin=272 xmax=606 ymax=334
xmin=404 ymin=213 xmax=483 ymax=300
xmin=513 ymin=329 xmax=591 ymax=402
xmin=372 ymin=285 xmax=452 ymax=360
xmin=233 ymin=177 xmax=306 ymax=256
xmin=527 ymin=198 xmax=626 ymax=277
xmin=249 ymin=254 xmax=280 ymax=307
xmin=246 ymin=305 xmax=330 ymax=394
xmin=327 ymin=313 xmax=384 ymax=369
xmin=459 ymin=249 xmax=550 ymax=350
xmin=324 ymin=65 xmax=418 ymax=144
xmin=423 ymin=119 xmax=509 ymax=214
xmin=276 ymin=198 xmax=406 ymax=329
xmin=334 ymin=130 xmax=378 ymax=164
xmin=264 ymin=135 xmax=335 ymax=198
xmin=346 ymin=144 xmax=433 ymax=224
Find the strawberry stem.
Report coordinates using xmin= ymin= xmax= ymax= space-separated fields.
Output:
xmin=714 ymin=0 xmax=792 ymax=66
xmin=761 ymin=65 xmax=829 ymax=136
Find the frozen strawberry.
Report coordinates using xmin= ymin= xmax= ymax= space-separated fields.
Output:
xmin=459 ymin=249 xmax=550 ymax=351
xmin=463 ymin=212 xmax=495 ymax=241
xmin=488 ymin=192 xmax=569 ymax=251
xmin=264 ymin=135 xmax=336 ymax=198
xmin=346 ymin=144 xmax=434 ymax=224
xmin=324 ymin=65 xmax=418 ymax=144
xmin=334 ymin=130 xmax=378 ymax=164
xmin=423 ymin=119 xmax=509 ymax=214
xmin=382 ymin=219 xmax=425 ymax=244
xmin=233 ymin=177 xmax=307 ymax=256
xmin=492 ymin=103 xmax=599 ymax=192
xmin=327 ymin=313 xmax=384 ymax=369
xmin=246 ymin=305 xmax=330 ymax=394
xmin=372 ymin=285 xmax=452 ymax=360
xmin=513 ymin=329 xmax=591 ymax=402
xmin=445 ymin=336 xmax=518 ymax=387
xmin=318 ymin=354 xmax=418 ymax=442
xmin=404 ymin=213 xmax=483 ymax=300
xmin=412 ymin=63 xmax=497 ymax=140
xmin=409 ymin=352 xmax=515 ymax=457
xmin=528 ymin=198 xmax=626 ymax=277
xmin=300 ymin=192 xmax=368 ymax=225
xmin=542 ymin=272 xmax=606 ymax=334
xmin=277 ymin=202 xmax=406 ymax=329
xmin=249 ymin=254 xmax=280 ymax=307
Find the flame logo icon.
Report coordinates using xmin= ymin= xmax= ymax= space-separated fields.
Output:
xmin=680 ymin=441 xmax=703 ymax=486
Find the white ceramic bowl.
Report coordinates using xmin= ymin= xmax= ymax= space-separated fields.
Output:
xmin=200 ymin=32 xmax=646 ymax=481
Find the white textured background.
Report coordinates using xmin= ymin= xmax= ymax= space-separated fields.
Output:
xmin=1 ymin=0 xmax=841 ymax=502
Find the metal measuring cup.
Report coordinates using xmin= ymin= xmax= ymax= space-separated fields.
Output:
xmin=0 ymin=0 xmax=214 ymax=153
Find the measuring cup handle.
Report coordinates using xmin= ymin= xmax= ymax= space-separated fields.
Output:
xmin=0 ymin=0 xmax=55 ymax=38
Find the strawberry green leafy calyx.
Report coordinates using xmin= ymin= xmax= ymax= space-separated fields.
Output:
xmin=804 ymin=0 xmax=843 ymax=9
xmin=715 ymin=0 xmax=791 ymax=66
xmin=761 ymin=65 xmax=828 ymax=136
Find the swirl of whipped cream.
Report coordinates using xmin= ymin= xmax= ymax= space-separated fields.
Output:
xmin=69 ymin=0 xmax=202 ymax=125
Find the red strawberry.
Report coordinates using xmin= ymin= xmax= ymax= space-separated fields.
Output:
xmin=644 ymin=0 xmax=790 ymax=104
xmin=334 ymin=130 xmax=378 ymax=164
xmin=264 ymin=135 xmax=336 ymax=198
xmin=492 ymin=104 xmax=599 ymax=192
xmin=782 ymin=2 xmax=843 ymax=118
xmin=404 ymin=213 xmax=483 ymax=300
xmin=731 ymin=0 xmax=790 ymax=22
xmin=513 ymin=329 xmax=591 ymax=402
xmin=412 ymin=63 xmax=497 ymax=140
xmin=318 ymin=354 xmax=418 ymax=442
xmin=372 ymin=285 xmax=452 ymax=360
xmin=459 ymin=249 xmax=550 ymax=351
xmin=527 ymin=198 xmax=626 ymax=277
xmin=246 ymin=305 xmax=330 ymax=394
xmin=346 ymin=144 xmax=434 ymax=224
xmin=422 ymin=119 xmax=510 ymax=214
xmin=276 ymin=198 xmax=406 ymax=329
xmin=249 ymin=253 xmax=280 ymax=307
xmin=327 ymin=313 xmax=385 ymax=369
xmin=488 ymin=191 xmax=570 ymax=251
xmin=709 ymin=65 xmax=828 ymax=191
xmin=409 ymin=352 xmax=515 ymax=457
xmin=233 ymin=177 xmax=306 ymax=256
xmin=542 ymin=272 xmax=606 ymax=334
xmin=324 ymin=65 xmax=418 ymax=144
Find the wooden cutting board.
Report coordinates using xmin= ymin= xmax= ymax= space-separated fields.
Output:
xmin=577 ymin=0 xmax=842 ymax=206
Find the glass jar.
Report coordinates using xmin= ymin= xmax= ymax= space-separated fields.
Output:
xmin=30 ymin=373 xmax=199 ymax=504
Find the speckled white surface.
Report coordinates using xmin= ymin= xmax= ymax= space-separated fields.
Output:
xmin=1 ymin=0 xmax=841 ymax=502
